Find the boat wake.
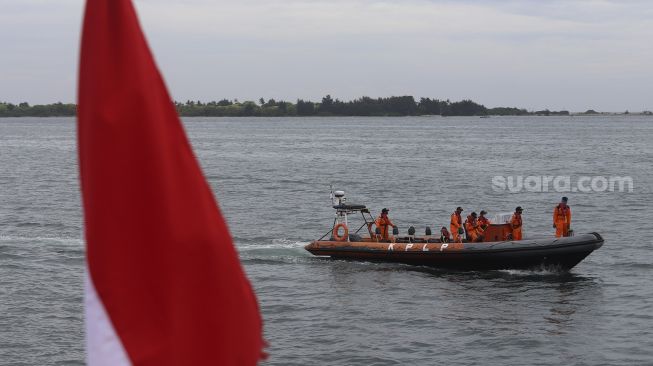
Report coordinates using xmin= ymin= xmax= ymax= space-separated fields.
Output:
xmin=494 ymin=266 xmax=576 ymax=277
xmin=237 ymin=238 xmax=310 ymax=250
xmin=237 ymin=238 xmax=314 ymax=265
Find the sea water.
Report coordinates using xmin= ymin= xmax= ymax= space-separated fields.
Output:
xmin=1 ymin=116 xmax=652 ymax=365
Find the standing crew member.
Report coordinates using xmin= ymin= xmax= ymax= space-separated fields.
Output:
xmin=464 ymin=212 xmax=483 ymax=242
xmin=375 ymin=208 xmax=395 ymax=240
xmin=510 ymin=206 xmax=523 ymax=241
xmin=553 ymin=197 xmax=572 ymax=237
xmin=478 ymin=210 xmax=491 ymax=230
xmin=450 ymin=207 xmax=464 ymax=242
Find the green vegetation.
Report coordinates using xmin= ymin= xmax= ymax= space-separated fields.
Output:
xmin=0 ymin=102 xmax=76 ymax=117
xmin=172 ymin=96 xmax=564 ymax=117
xmin=532 ymin=109 xmax=571 ymax=116
xmin=4 ymin=97 xmax=631 ymax=118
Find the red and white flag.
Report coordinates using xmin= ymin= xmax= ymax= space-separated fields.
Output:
xmin=78 ymin=0 xmax=265 ymax=364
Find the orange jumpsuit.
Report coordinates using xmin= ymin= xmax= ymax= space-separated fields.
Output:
xmin=464 ymin=216 xmax=483 ymax=242
xmin=553 ymin=205 xmax=571 ymax=238
xmin=450 ymin=212 xmax=463 ymax=242
xmin=375 ymin=215 xmax=395 ymax=240
xmin=510 ymin=213 xmax=522 ymax=241
xmin=478 ymin=216 xmax=491 ymax=230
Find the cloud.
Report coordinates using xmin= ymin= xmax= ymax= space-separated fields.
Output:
xmin=1 ymin=0 xmax=651 ymax=111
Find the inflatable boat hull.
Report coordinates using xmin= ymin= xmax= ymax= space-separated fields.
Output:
xmin=305 ymin=232 xmax=603 ymax=271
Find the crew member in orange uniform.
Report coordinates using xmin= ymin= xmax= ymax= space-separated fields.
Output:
xmin=464 ymin=212 xmax=483 ymax=242
xmin=375 ymin=208 xmax=395 ymax=240
xmin=553 ymin=197 xmax=572 ymax=237
xmin=450 ymin=207 xmax=464 ymax=242
xmin=510 ymin=206 xmax=523 ymax=240
xmin=478 ymin=210 xmax=491 ymax=230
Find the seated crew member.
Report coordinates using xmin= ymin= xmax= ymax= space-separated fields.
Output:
xmin=510 ymin=206 xmax=524 ymax=241
xmin=374 ymin=208 xmax=395 ymax=240
xmin=553 ymin=196 xmax=572 ymax=238
xmin=450 ymin=207 xmax=464 ymax=242
xmin=464 ymin=212 xmax=483 ymax=242
xmin=478 ymin=210 xmax=491 ymax=230
xmin=440 ymin=227 xmax=451 ymax=243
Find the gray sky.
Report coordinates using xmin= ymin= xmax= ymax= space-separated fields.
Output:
xmin=1 ymin=0 xmax=652 ymax=111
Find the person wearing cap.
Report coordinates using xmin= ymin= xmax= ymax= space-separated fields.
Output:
xmin=478 ymin=210 xmax=491 ymax=230
xmin=375 ymin=208 xmax=396 ymax=240
xmin=464 ymin=212 xmax=483 ymax=242
xmin=450 ymin=207 xmax=464 ymax=242
xmin=510 ymin=207 xmax=523 ymax=240
xmin=553 ymin=197 xmax=572 ymax=237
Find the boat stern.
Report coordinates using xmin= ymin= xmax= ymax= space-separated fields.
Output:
xmin=304 ymin=240 xmax=321 ymax=255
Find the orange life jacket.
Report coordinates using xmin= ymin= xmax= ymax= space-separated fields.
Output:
xmin=451 ymin=212 xmax=463 ymax=241
xmin=375 ymin=215 xmax=394 ymax=239
xmin=553 ymin=205 xmax=571 ymax=225
xmin=450 ymin=213 xmax=462 ymax=228
xmin=464 ymin=215 xmax=478 ymax=231
xmin=510 ymin=214 xmax=522 ymax=229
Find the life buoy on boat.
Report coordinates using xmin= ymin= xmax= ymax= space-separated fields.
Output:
xmin=333 ymin=223 xmax=349 ymax=241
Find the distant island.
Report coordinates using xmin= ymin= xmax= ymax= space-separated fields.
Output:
xmin=1 ymin=97 xmax=650 ymax=118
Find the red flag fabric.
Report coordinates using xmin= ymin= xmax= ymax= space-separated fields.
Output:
xmin=78 ymin=1 xmax=265 ymax=364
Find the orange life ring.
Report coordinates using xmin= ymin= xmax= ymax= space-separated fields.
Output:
xmin=333 ymin=223 xmax=349 ymax=241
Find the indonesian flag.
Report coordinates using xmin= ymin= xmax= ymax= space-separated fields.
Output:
xmin=77 ymin=0 xmax=265 ymax=364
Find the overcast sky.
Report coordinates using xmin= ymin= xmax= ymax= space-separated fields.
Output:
xmin=1 ymin=0 xmax=652 ymax=111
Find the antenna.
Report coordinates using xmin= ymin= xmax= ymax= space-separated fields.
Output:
xmin=329 ymin=184 xmax=334 ymax=204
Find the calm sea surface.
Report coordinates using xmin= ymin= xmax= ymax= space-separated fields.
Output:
xmin=1 ymin=116 xmax=652 ymax=365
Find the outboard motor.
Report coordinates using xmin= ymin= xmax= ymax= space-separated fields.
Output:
xmin=392 ymin=226 xmax=399 ymax=236
xmin=408 ymin=226 xmax=416 ymax=236
xmin=425 ymin=226 xmax=432 ymax=236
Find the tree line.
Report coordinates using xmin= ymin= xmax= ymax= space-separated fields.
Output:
xmin=174 ymin=97 xmax=568 ymax=117
xmin=0 ymin=102 xmax=77 ymax=117
xmin=1 ymin=97 xmax=570 ymax=117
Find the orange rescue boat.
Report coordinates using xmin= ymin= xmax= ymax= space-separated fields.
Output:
xmin=305 ymin=190 xmax=603 ymax=271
